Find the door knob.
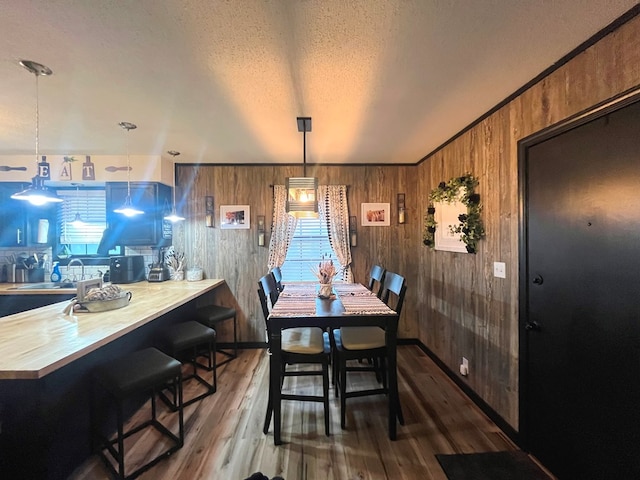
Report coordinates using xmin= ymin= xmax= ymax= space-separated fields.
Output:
xmin=525 ymin=321 xmax=541 ymax=331
xmin=532 ymin=275 xmax=544 ymax=285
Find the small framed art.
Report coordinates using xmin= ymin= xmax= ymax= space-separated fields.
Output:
xmin=220 ymin=205 xmax=250 ymax=229
xmin=361 ymin=203 xmax=390 ymax=226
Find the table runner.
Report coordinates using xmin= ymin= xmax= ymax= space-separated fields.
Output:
xmin=270 ymin=283 xmax=395 ymax=317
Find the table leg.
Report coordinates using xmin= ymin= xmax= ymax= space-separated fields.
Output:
xmin=269 ymin=329 xmax=283 ymax=445
xmin=387 ymin=317 xmax=398 ymax=440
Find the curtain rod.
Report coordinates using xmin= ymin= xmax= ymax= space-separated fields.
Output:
xmin=269 ymin=184 xmax=350 ymax=189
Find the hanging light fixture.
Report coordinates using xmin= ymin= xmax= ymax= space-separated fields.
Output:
xmin=113 ymin=121 xmax=144 ymax=216
xmin=69 ymin=183 xmax=85 ymax=227
xmin=11 ymin=60 xmax=62 ymax=205
xmin=286 ymin=116 xmax=318 ymax=218
xmin=164 ymin=150 xmax=185 ymax=222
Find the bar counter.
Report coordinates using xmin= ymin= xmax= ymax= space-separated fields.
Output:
xmin=0 ymin=279 xmax=226 ymax=480
xmin=0 ymin=279 xmax=224 ymax=379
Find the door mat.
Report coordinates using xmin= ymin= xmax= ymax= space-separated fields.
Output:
xmin=436 ymin=451 xmax=552 ymax=480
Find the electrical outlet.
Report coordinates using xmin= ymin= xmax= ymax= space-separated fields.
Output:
xmin=493 ymin=261 xmax=506 ymax=279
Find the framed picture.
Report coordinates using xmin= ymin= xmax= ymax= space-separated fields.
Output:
xmin=361 ymin=203 xmax=390 ymax=226
xmin=434 ymin=196 xmax=467 ymax=253
xmin=220 ymin=205 xmax=250 ymax=229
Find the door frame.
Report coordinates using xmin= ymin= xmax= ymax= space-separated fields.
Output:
xmin=517 ymin=84 xmax=640 ymax=449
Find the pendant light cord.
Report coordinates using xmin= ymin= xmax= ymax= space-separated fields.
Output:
xmin=303 ymin=129 xmax=307 ymax=177
xmin=34 ymin=73 xmax=40 ymax=168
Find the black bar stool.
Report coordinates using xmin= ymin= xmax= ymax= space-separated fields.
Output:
xmin=92 ymin=347 xmax=184 ymax=480
xmin=195 ymin=304 xmax=237 ymax=366
xmin=158 ymin=320 xmax=217 ymax=408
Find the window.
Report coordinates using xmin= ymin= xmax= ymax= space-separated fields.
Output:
xmin=282 ymin=217 xmax=341 ymax=281
xmin=56 ymin=188 xmax=107 ymax=255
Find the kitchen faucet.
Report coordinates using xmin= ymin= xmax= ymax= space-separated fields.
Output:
xmin=67 ymin=258 xmax=85 ymax=281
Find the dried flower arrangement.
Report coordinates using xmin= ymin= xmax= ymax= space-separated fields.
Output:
xmin=311 ymin=254 xmax=341 ymax=284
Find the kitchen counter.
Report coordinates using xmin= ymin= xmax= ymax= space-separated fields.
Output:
xmin=0 ymin=278 xmax=228 ymax=479
xmin=0 ymin=282 xmax=79 ymax=295
xmin=0 ymin=279 xmax=224 ymax=379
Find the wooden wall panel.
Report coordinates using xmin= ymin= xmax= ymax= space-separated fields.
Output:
xmin=417 ymin=15 xmax=640 ymax=429
xmin=174 ymin=164 xmax=419 ymax=346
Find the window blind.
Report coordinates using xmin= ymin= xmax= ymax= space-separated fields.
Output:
xmin=282 ymin=217 xmax=340 ymax=281
xmin=57 ymin=189 xmax=107 ymax=245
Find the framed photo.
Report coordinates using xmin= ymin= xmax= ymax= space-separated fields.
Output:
xmin=434 ymin=197 xmax=467 ymax=253
xmin=77 ymin=278 xmax=103 ymax=302
xmin=220 ymin=205 xmax=250 ymax=229
xmin=361 ymin=203 xmax=390 ymax=226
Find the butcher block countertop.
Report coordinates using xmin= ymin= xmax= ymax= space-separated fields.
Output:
xmin=0 ymin=279 xmax=224 ymax=380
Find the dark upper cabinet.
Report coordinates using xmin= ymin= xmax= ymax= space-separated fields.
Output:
xmin=0 ymin=183 xmax=56 ymax=247
xmin=105 ymin=182 xmax=173 ymax=247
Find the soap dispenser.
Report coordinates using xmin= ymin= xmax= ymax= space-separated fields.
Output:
xmin=50 ymin=262 xmax=62 ymax=283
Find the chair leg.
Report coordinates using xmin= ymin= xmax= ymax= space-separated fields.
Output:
xmin=396 ymin=391 xmax=405 ymax=425
xmin=322 ymin=362 xmax=330 ymax=436
xmin=263 ymin=388 xmax=273 ymax=434
xmin=339 ymin=356 xmax=347 ymax=429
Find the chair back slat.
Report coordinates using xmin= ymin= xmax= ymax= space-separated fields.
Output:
xmin=367 ymin=264 xmax=386 ymax=298
xmin=259 ymin=273 xmax=279 ymax=306
xmin=380 ymin=271 xmax=406 ymax=316
xmin=271 ymin=266 xmax=284 ymax=292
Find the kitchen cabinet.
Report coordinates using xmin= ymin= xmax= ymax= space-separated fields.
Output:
xmin=105 ymin=182 xmax=173 ymax=247
xmin=0 ymin=183 xmax=56 ymax=247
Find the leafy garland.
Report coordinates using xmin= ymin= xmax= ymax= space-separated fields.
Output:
xmin=423 ymin=173 xmax=485 ymax=254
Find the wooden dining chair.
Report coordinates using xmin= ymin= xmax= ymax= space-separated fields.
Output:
xmin=270 ymin=266 xmax=284 ymax=293
xmin=332 ymin=271 xmax=406 ymax=429
xmin=257 ymin=275 xmax=331 ymax=438
xmin=259 ymin=271 xmax=280 ymax=308
xmin=367 ymin=264 xmax=386 ymax=298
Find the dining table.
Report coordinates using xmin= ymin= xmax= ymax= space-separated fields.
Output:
xmin=267 ymin=282 xmax=400 ymax=445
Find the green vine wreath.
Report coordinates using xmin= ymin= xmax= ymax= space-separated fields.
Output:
xmin=423 ymin=173 xmax=485 ymax=253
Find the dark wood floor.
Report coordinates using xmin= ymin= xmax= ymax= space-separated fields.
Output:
xmin=68 ymin=345 xmax=548 ymax=480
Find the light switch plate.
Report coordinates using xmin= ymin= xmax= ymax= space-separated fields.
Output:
xmin=493 ymin=262 xmax=506 ymax=279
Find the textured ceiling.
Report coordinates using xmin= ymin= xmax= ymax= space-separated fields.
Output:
xmin=0 ymin=0 xmax=637 ymax=165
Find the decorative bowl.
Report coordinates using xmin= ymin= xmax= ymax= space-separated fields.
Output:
xmin=79 ymin=291 xmax=132 ymax=312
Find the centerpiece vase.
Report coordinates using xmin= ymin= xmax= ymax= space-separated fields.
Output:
xmin=318 ymin=283 xmax=333 ymax=299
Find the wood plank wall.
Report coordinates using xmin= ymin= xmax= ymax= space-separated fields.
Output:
xmin=173 ymin=13 xmax=640 ymax=434
xmin=416 ymin=14 xmax=640 ymax=429
xmin=173 ymin=164 xmax=419 ymax=344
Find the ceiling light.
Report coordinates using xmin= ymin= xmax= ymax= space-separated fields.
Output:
xmin=286 ymin=116 xmax=318 ymax=218
xmin=11 ymin=60 xmax=62 ymax=205
xmin=113 ymin=121 xmax=143 ymax=217
xmin=164 ymin=150 xmax=185 ymax=222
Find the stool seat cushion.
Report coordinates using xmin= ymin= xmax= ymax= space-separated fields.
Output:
xmin=196 ymin=305 xmax=236 ymax=324
xmin=162 ymin=321 xmax=216 ymax=351
xmin=338 ymin=326 xmax=386 ymax=350
xmin=94 ymin=347 xmax=181 ymax=399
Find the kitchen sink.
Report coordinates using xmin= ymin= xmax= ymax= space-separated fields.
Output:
xmin=12 ymin=282 xmax=77 ymax=290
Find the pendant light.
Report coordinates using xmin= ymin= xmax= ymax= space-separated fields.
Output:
xmin=11 ymin=60 xmax=62 ymax=205
xmin=69 ymin=183 xmax=85 ymax=227
xmin=163 ymin=150 xmax=185 ymax=222
xmin=286 ymin=116 xmax=318 ymax=218
xmin=113 ymin=121 xmax=143 ymax=216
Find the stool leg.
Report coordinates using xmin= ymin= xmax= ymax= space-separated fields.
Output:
xmin=116 ymin=401 xmax=125 ymax=479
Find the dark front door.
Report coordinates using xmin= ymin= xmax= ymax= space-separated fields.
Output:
xmin=523 ymin=97 xmax=640 ymax=479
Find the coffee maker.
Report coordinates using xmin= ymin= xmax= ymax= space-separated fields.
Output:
xmin=148 ymin=247 xmax=170 ymax=282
